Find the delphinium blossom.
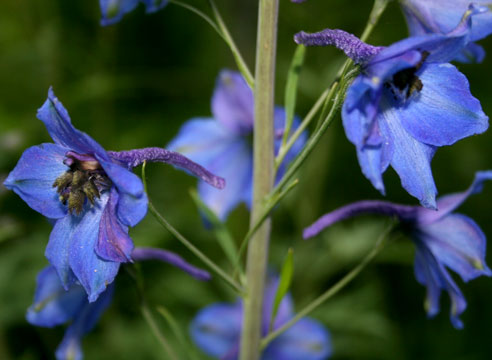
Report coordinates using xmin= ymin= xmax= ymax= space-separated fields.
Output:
xmin=304 ymin=171 xmax=492 ymax=329
xmin=27 ymin=248 xmax=210 ymax=360
xmin=295 ymin=5 xmax=489 ymax=209
xmin=190 ymin=277 xmax=332 ymax=360
xmin=399 ymin=0 xmax=492 ymax=62
xmin=99 ymin=0 xmax=168 ymax=26
xmin=3 ymin=88 xmax=225 ymax=302
xmin=167 ymin=70 xmax=307 ymax=220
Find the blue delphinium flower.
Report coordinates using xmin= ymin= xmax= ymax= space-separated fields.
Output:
xmin=190 ymin=277 xmax=332 ymax=360
xmin=28 ymin=248 xmax=210 ymax=360
xmin=295 ymin=5 xmax=489 ymax=209
xmin=304 ymin=171 xmax=492 ymax=329
xmin=99 ymin=0 xmax=168 ymax=26
xmin=3 ymin=88 xmax=224 ymax=302
xmin=167 ymin=70 xmax=307 ymax=220
xmin=399 ymin=0 xmax=492 ymax=62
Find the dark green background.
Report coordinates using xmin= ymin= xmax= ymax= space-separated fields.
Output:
xmin=1 ymin=1 xmax=491 ymax=359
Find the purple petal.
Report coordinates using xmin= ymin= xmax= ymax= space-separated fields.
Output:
xmin=303 ymin=200 xmax=417 ymax=239
xmin=454 ymin=42 xmax=486 ymax=63
xmin=294 ymin=29 xmax=383 ymax=64
xmin=37 ymin=88 xmax=109 ymax=160
xmin=416 ymin=171 xmax=492 ymax=225
xmin=398 ymin=63 xmax=488 ymax=147
xmin=418 ymin=214 xmax=492 ymax=282
xmin=141 ymin=0 xmax=168 ymax=13
xmin=132 ymin=247 xmax=211 ymax=280
xmin=26 ymin=266 xmax=86 ymax=328
xmin=109 ymin=146 xmax=226 ymax=190
xmin=197 ymin=139 xmax=252 ymax=220
xmin=3 ymin=143 xmax=69 ymax=219
xmin=190 ymin=302 xmax=242 ymax=358
xmin=265 ymin=318 xmax=332 ymax=360
xmin=378 ymin=97 xmax=438 ymax=209
xmin=96 ymin=188 xmax=134 ymax=263
xmin=67 ymin=192 xmax=120 ymax=302
xmin=212 ymin=70 xmax=254 ymax=135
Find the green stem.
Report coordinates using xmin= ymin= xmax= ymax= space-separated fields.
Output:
xmin=239 ymin=0 xmax=279 ymax=358
xmin=142 ymin=303 xmax=180 ymax=360
xmin=260 ymin=221 xmax=395 ymax=349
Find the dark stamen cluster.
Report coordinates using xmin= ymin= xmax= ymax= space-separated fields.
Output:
xmin=53 ymin=156 xmax=110 ymax=215
xmin=386 ymin=51 xmax=429 ymax=101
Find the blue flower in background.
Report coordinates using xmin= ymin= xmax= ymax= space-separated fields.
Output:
xmin=295 ymin=5 xmax=489 ymax=209
xmin=100 ymin=0 xmax=168 ymax=26
xmin=167 ymin=70 xmax=307 ymax=220
xmin=399 ymin=0 xmax=492 ymax=62
xmin=190 ymin=277 xmax=332 ymax=360
xmin=28 ymin=248 xmax=210 ymax=360
xmin=304 ymin=171 xmax=492 ymax=329
xmin=4 ymin=88 xmax=224 ymax=302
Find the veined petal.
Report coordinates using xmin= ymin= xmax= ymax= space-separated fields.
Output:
xmin=190 ymin=303 xmax=242 ymax=358
xmin=417 ymin=171 xmax=492 ymax=225
xmin=55 ymin=284 xmax=114 ymax=360
xmin=26 ymin=266 xmax=86 ymax=328
xmin=68 ymin=192 xmax=120 ymax=302
xmin=418 ymin=214 xmax=492 ymax=281
xmin=413 ymin=243 xmax=467 ymax=329
xmin=212 ymin=70 xmax=254 ymax=135
xmin=96 ymin=188 xmax=134 ymax=263
xmin=379 ymin=97 xmax=438 ymax=209
xmin=197 ymin=140 xmax=253 ymax=220
xmin=3 ymin=143 xmax=69 ymax=219
xmin=265 ymin=318 xmax=332 ymax=360
xmin=399 ymin=63 xmax=488 ymax=147
xmin=37 ymin=88 xmax=109 ymax=160
xmin=141 ymin=0 xmax=168 ymax=13
xmin=167 ymin=118 xmax=238 ymax=168
xmin=100 ymin=0 xmax=139 ymax=26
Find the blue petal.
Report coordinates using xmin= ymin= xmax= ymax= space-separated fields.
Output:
xmin=197 ymin=139 xmax=253 ymax=220
xmin=96 ymin=156 xmax=147 ymax=227
xmin=211 ymin=70 xmax=254 ymax=135
xmin=398 ymin=63 xmax=488 ymax=147
xmin=55 ymin=285 xmax=114 ymax=360
xmin=418 ymin=213 xmax=492 ymax=282
xmin=413 ymin=243 xmax=467 ymax=328
xmin=167 ymin=118 xmax=238 ymax=168
xmin=454 ymin=42 xmax=486 ymax=63
xmin=37 ymin=88 xmax=109 ymax=160
xmin=100 ymin=0 xmax=139 ymax=26
xmin=96 ymin=188 xmax=134 ymax=263
xmin=141 ymin=0 xmax=168 ymax=13
xmin=190 ymin=303 xmax=242 ymax=358
xmin=26 ymin=266 xmax=86 ymax=328
xmin=264 ymin=318 xmax=332 ymax=360
xmin=378 ymin=97 xmax=438 ymax=209
xmin=417 ymin=171 xmax=492 ymax=225
xmin=68 ymin=192 xmax=120 ymax=302
xmin=3 ymin=143 xmax=69 ymax=219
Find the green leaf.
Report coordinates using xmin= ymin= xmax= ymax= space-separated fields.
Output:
xmin=189 ymin=189 xmax=239 ymax=270
xmin=281 ymin=44 xmax=306 ymax=148
xmin=270 ymin=248 xmax=294 ymax=331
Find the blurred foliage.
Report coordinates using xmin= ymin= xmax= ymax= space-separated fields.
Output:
xmin=1 ymin=0 xmax=492 ymax=359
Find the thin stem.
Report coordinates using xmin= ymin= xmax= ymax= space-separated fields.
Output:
xmin=148 ymin=202 xmax=243 ymax=294
xmin=208 ymin=0 xmax=255 ymax=87
xmin=142 ymin=303 xmax=180 ymax=360
xmin=260 ymin=221 xmax=396 ymax=349
xmin=239 ymin=0 xmax=279 ymax=358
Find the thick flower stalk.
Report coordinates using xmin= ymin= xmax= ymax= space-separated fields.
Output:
xmin=304 ymin=171 xmax=492 ymax=329
xmin=27 ymin=248 xmax=210 ymax=360
xmin=190 ymin=277 xmax=332 ymax=360
xmin=4 ymin=88 xmax=224 ymax=302
xmin=295 ymin=5 xmax=489 ymax=209
xmin=167 ymin=70 xmax=306 ymax=220
xmin=99 ymin=0 xmax=168 ymax=26
xmin=399 ymin=0 xmax=492 ymax=62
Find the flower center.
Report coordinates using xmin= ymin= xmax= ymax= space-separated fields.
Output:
xmin=385 ymin=51 xmax=429 ymax=102
xmin=52 ymin=152 xmax=111 ymax=215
